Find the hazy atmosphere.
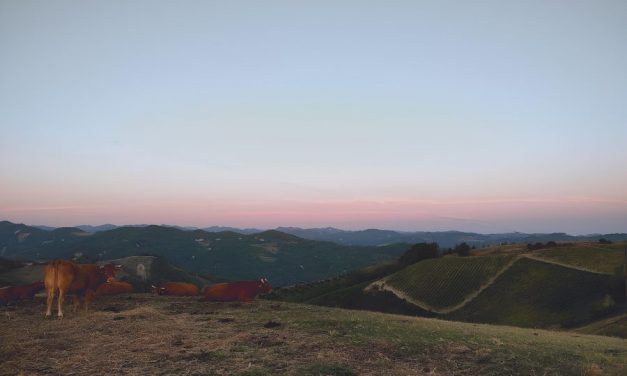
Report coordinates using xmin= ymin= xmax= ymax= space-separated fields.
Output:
xmin=1 ymin=1 xmax=626 ymax=233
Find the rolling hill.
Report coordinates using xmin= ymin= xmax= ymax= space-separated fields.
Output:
xmin=19 ymin=221 xmax=627 ymax=247
xmin=377 ymin=254 xmax=516 ymax=312
xmin=530 ymin=243 xmax=625 ymax=274
xmin=0 ymin=221 xmax=407 ymax=286
xmin=445 ymin=257 xmax=613 ymax=328
xmin=272 ymin=241 xmax=626 ymax=331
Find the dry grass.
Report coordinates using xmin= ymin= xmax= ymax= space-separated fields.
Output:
xmin=1 ymin=295 xmax=626 ymax=375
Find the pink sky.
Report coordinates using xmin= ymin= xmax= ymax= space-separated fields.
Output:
xmin=2 ymin=195 xmax=626 ymax=234
xmin=1 ymin=1 xmax=626 ymax=234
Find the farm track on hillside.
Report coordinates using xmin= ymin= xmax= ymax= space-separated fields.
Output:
xmin=523 ymin=254 xmax=611 ymax=275
xmin=365 ymin=256 xmax=521 ymax=314
xmin=366 ymin=253 xmax=612 ymax=314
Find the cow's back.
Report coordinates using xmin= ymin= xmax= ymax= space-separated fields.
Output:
xmin=202 ymin=283 xmax=231 ymax=300
xmin=202 ymin=281 xmax=260 ymax=301
xmin=162 ymin=282 xmax=199 ymax=296
xmin=45 ymin=260 xmax=79 ymax=292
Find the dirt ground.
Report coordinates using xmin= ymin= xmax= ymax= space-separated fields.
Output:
xmin=0 ymin=295 xmax=421 ymax=375
xmin=1 ymin=295 xmax=625 ymax=375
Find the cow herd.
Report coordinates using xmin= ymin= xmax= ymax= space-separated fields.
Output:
xmin=0 ymin=259 xmax=272 ymax=318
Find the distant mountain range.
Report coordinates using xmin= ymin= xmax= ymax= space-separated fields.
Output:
xmin=33 ymin=222 xmax=627 ymax=248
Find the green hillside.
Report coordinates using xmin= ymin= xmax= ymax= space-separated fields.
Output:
xmin=574 ymin=313 xmax=627 ymax=339
xmin=0 ymin=222 xmax=408 ymax=286
xmin=305 ymin=281 xmax=433 ymax=317
xmin=273 ymin=243 xmax=623 ymax=331
xmin=384 ymin=254 xmax=515 ymax=311
xmin=447 ymin=258 xmax=613 ymax=328
xmin=532 ymin=242 xmax=625 ymax=274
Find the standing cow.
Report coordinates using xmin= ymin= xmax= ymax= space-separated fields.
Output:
xmin=200 ymin=278 xmax=272 ymax=302
xmin=151 ymin=282 xmax=199 ymax=296
xmin=44 ymin=260 xmax=122 ymax=318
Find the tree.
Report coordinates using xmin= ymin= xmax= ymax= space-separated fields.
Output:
xmin=398 ymin=243 xmax=440 ymax=266
xmin=455 ymin=242 xmax=471 ymax=257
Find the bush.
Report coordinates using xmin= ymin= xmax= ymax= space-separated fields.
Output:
xmin=526 ymin=241 xmax=568 ymax=251
xmin=599 ymin=238 xmax=613 ymax=244
xmin=455 ymin=242 xmax=471 ymax=257
xmin=398 ymin=243 xmax=439 ymax=266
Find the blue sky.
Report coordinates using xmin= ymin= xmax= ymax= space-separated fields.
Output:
xmin=1 ymin=1 xmax=626 ymax=233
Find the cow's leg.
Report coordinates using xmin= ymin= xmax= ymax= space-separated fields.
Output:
xmin=84 ymin=290 xmax=94 ymax=311
xmin=45 ymin=288 xmax=55 ymax=317
xmin=57 ymin=289 xmax=66 ymax=318
xmin=72 ymin=295 xmax=81 ymax=312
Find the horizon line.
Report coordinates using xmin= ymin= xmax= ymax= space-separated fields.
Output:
xmin=3 ymin=219 xmax=623 ymax=237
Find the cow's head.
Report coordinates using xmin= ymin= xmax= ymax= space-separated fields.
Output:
xmin=258 ymin=278 xmax=272 ymax=295
xmin=99 ymin=264 xmax=123 ymax=282
xmin=151 ymin=285 xmax=166 ymax=295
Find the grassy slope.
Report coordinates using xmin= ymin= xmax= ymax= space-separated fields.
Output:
xmin=447 ymin=258 xmax=613 ymax=328
xmin=384 ymin=254 xmax=515 ymax=310
xmin=574 ymin=313 xmax=627 ymax=339
xmin=274 ymin=244 xmax=622 ymax=330
xmin=1 ymin=296 xmax=625 ymax=375
xmin=268 ymin=261 xmax=430 ymax=317
xmin=532 ymin=242 xmax=625 ymax=274
xmin=305 ymin=281 xmax=433 ymax=317
xmin=272 ymin=261 xmax=403 ymax=303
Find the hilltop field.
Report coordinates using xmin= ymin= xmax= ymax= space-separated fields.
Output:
xmin=1 ymin=295 xmax=626 ymax=376
xmin=273 ymin=241 xmax=627 ymax=332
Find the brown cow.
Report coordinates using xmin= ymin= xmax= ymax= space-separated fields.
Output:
xmin=151 ymin=282 xmax=199 ymax=296
xmin=44 ymin=260 xmax=122 ymax=318
xmin=95 ymin=281 xmax=134 ymax=297
xmin=0 ymin=281 xmax=45 ymax=305
xmin=200 ymin=278 xmax=272 ymax=302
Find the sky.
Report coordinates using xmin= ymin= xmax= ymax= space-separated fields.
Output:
xmin=1 ymin=1 xmax=626 ymax=234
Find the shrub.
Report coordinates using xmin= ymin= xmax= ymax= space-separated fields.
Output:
xmin=398 ymin=243 xmax=440 ymax=266
xmin=455 ymin=242 xmax=471 ymax=257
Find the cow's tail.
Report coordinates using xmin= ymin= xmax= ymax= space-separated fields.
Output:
xmin=50 ymin=260 xmax=60 ymax=293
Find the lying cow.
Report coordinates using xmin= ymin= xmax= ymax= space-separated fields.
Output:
xmin=151 ymin=282 xmax=199 ymax=296
xmin=0 ymin=281 xmax=45 ymax=305
xmin=44 ymin=260 xmax=122 ymax=318
xmin=200 ymin=278 xmax=272 ymax=302
xmin=95 ymin=281 xmax=134 ymax=297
